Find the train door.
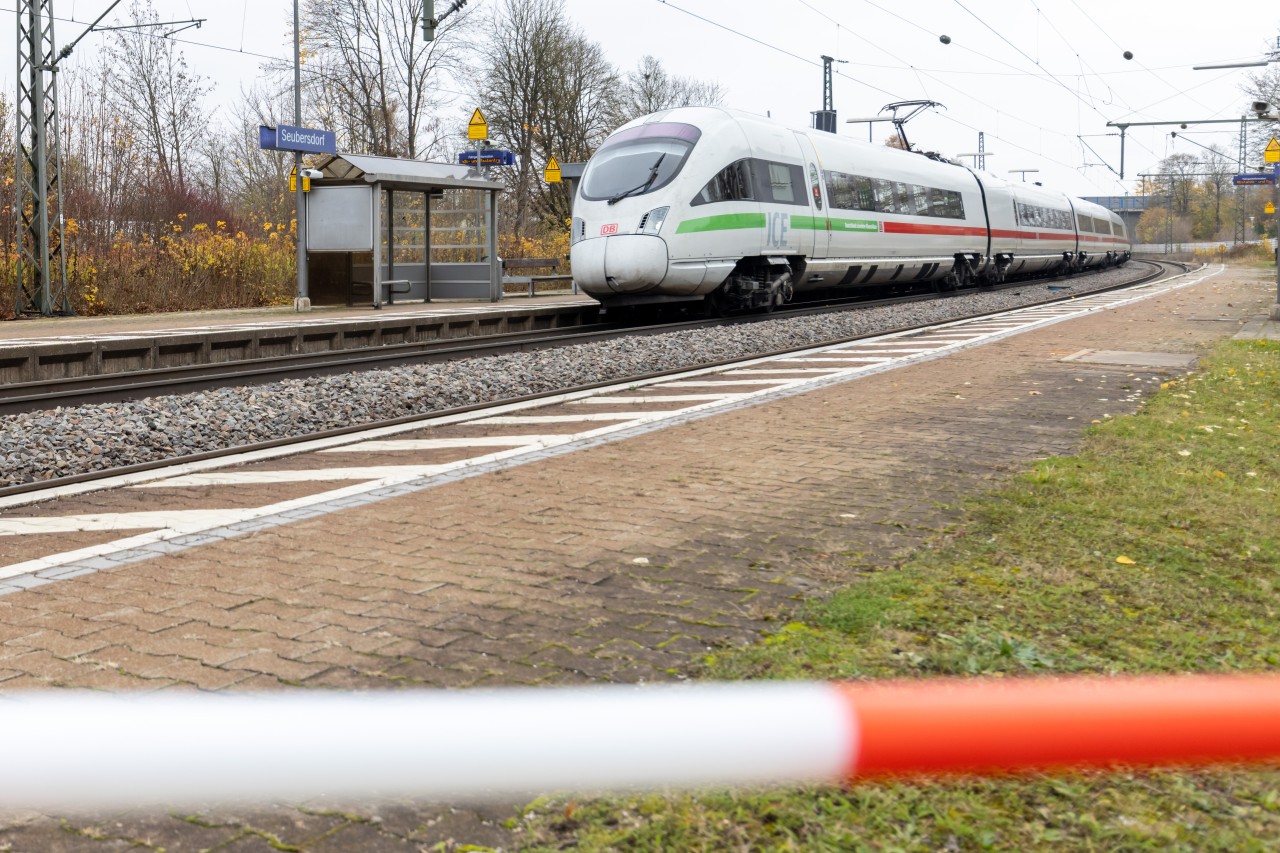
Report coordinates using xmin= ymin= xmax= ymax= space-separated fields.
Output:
xmin=792 ymin=132 xmax=830 ymax=260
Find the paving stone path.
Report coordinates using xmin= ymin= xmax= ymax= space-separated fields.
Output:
xmin=0 ymin=269 xmax=1269 ymax=851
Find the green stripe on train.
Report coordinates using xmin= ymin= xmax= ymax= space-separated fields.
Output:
xmin=675 ymin=213 xmax=767 ymax=234
xmin=674 ymin=213 xmax=879 ymax=234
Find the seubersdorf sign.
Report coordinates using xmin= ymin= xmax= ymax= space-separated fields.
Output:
xmin=259 ymin=124 xmax=337 ymax=155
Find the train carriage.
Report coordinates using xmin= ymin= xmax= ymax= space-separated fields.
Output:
xmin=570 ymin=106 xmax=1130 ymax=313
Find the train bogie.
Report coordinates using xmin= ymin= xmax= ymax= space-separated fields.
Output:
xmin=570 ymin=107 xmax=1131 ymax=312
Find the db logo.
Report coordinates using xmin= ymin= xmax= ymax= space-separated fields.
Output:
xmin=600 ymin=223 xmax=619 ymax=236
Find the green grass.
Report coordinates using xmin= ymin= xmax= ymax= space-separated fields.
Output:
xmin=511 ymin=339 xmax=1280 ymax=851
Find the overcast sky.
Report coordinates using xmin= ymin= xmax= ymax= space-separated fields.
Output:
xmin=6 ymin=0 xmax=1279 ymax=198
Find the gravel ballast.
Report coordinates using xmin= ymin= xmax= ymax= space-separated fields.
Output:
xmin=0 ymin=267 xmax=1151 ymax=487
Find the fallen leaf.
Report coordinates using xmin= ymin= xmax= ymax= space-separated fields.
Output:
xmin=1115 ymin=555 xmax=1136 ymax=565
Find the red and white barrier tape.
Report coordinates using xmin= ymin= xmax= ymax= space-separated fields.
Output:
xmin=3 ymin=674 xmax=1280 ymax=809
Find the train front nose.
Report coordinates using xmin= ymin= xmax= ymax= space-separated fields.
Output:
xmin=571 ymin=234 xmax=669 ymax=294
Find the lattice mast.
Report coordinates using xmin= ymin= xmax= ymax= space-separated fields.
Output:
xmin=15 ymin=0 xmax=71 ymax=315
xmin=1235 ymin=116 xmax=1248 ymax=245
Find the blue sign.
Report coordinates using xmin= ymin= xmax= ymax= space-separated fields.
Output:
xmin=1233 ymin=173 xmax=1276 ymax=186
xmin=458 ymin=149 xmax=516 ymax=166
xmin=259 ymin=124 xmax=337 ymax=155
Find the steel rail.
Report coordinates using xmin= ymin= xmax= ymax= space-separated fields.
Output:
xmin=0 ymin=260 xmax=1181 ymax=502
xmin=0 ymin=262 xmax=1173 ymax=417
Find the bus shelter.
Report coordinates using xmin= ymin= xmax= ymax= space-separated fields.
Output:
xmin=305 ymin=153 xmax=505 ymax=307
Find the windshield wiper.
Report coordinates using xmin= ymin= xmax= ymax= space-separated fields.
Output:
xmin=607 ymin=153 xmax=666 ymax=205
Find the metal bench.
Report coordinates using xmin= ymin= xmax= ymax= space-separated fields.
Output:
xmin=501 ymin=257 xmax=575 ymax=296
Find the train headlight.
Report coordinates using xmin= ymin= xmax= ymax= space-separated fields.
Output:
xmin=637 ymin=206 xmax=669 ymax=235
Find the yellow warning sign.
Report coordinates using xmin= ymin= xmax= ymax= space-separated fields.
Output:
xmin=289 ymin=166 xmax=311 ymax=193
xmin=1267 ymin=201 xmax=1276 ymax=215
xmin=544 ymin=155 xmax=562 ymax=183
xmin=1266 ymin=138 xmax=1280 ymax=164
xmin=468 ymin=108 xmax=488 ymax=141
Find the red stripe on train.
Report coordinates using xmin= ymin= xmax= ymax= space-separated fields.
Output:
xmin=882 ymin=222 xmax=1128 ymax=245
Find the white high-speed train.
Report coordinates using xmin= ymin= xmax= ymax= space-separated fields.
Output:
xmin=570 ymin=107 xmax=1130 ymax=313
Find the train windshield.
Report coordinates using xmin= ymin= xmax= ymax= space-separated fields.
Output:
xmin=580 ymin=122 xmax=701 ymax=202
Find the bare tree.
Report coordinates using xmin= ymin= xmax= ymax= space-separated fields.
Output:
xmin=1200 ymin=144 xmax=1234 ymax=238
xmin=59 ymin=63 xmax=143 ymax=238
xmin=220 ymin=82 xmax=297 ymax=226
xmin=1154 ymin=153 xmax=1199 ymax=215
xmin=477 ymin=0 xmax=575 ymax=238
xmin=530 ymin=31 xmax=618 ymax=227
xmin=610 ymin=55 xmax=724 ymax=125
xmin=105 ymin=0 xmax=213 ymax=214
xmin=299 ymin=0 xmax=470 ymax=158
xmin=1245 ymin=64 xmax=1280 ymax=160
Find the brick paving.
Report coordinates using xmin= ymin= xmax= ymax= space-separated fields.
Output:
xmin=0 ymin=267 xmax=1274 ymax=850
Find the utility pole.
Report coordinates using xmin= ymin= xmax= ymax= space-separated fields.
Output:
xmin=15 ymin=0 xmax=70 ymax=316
xmin=293 ymin=0 xmax=309 ymax=311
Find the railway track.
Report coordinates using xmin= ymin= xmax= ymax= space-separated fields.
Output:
xmin=0 ymin=259 xmax=1189 ymax=504
xmin=0 ymin=260 xmax=1180 ymax=417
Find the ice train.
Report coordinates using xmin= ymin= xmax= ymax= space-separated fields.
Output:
xmin=570 ymin=107 xmax=1130 ymax=313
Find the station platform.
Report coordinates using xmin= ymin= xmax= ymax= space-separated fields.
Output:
xmin=0 ymin=292 xmax=600 ymax=384
xmin=0 ymin=265 xmax=1276 ymax=848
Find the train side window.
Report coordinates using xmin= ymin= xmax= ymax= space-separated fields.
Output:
xmin=749 ymin=161 xmax=808 ymax=206
xmin=909 ymin=185 xmax=930 ymax=216
xmin=1077 ymin=213 xmax=1089 ymax=232
xmin=691 ymin=159 xmax=754 ymax=206
xmin=942 ymin=190 xmax=965 ymax=219
xmin=924 ymin=187 xmax=944 ymax=217
xmin=854 ymin=176 xmax=876 ymax=211
xmin=767 ymin=163 xmax=795 ymax=203
xmin=823 ymin=171 xmax=879 ymax=212
xmin=872 ymin=179 xmax=895 ymax=213
xmin=893 ymin=182 xmax=912 ymax=215
xmin=823 ymin=170 xmax=855 ymax=210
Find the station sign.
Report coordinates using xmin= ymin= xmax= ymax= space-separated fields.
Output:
xmin=259 ymin=124 xmax=337 ymax=155
xmin=1233 ymin=173 xmax=1276 ymax=185
xmin=1267 ymin=138 xmax=1280 ymax=164
xmin=468 ymin=108 xmax=488 ymax=141
xmin=458 ymin=149 xmax=516 ymax=166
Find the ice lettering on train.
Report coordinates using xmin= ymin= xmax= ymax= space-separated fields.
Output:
xmin=766 ymin=211 xmax=790 ymax=248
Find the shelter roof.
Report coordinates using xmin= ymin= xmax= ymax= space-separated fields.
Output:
xmin=312 ymin=152 xmax=504 ymax=191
